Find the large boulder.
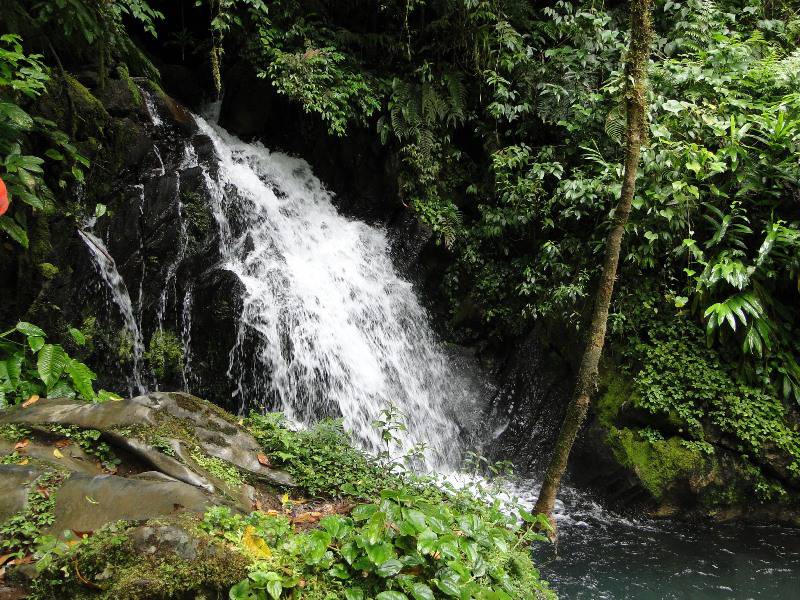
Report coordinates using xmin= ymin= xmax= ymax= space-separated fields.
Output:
xmin=0 ymin=393 xmax=294 ymax=538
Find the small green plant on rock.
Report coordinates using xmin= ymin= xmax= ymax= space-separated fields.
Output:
xmin=45 ymin=424 xmax=121 ymax=469
xmin=0 ymin=469 xmax=67 ymax=556
xmin=145 ymin=329 xmax=184 ymax=381
xmin=190 ymin=448 xmax=244 ymax=489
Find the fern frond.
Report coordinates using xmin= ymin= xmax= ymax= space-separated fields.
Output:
xmin=604 ymin=104 xmax=626 ymax=146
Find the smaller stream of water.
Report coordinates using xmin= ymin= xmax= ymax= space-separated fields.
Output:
xmin=78 ymin=228 xmax=145 ymax=395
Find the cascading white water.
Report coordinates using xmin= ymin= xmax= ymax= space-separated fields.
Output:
xmin=192 ymin=116 xmax=480 ymax=468
xmin=78 ymin=229 xmax=145 ymax=395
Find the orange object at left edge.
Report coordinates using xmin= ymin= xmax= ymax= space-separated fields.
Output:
xmin=0 ymin=177 xmax=9 ymax=216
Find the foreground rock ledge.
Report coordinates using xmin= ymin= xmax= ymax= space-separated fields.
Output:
xmin=0 ymin=392 xmax=295 ymax=533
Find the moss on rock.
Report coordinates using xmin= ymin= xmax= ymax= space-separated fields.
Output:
xmin=145 ymin=329 xmax=184 ymax=381
xmin=29 ymin=516 xmax=250 ymax=600
xmin=606 ymin=427 xmax=707 ymax=501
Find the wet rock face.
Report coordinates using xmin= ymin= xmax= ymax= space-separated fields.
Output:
xmin=5 ymin=73 xmax=248 ymax=406
xmin=480 ymin=330 xmax=574 ymax=473
xmin=0 ymin=393 xmax=294 ymax=536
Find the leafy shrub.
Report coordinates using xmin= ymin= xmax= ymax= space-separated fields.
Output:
xmin=0 ymin=321 xmax=120 ymax=406
xmin=238 ymin=409 xmax=554 ymax=599
xmin=245 ymin=412 xmax=399 ymax=498
xmin=217 ymin=488 xmax=554 ymax=600
xmin=620 ymin=313 xmax=800 ymax=479
xmin=0 ymin=34 xmax=89 ymax=248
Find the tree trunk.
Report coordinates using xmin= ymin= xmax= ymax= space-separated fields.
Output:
xmin=533 ymin=0 xmax=654 ymax=536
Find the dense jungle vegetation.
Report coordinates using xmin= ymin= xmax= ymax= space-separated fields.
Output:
xmin=3 ymin=0 xmax=799 ymax=485
xmin=1 ymin=0 xmax=799 ymax=597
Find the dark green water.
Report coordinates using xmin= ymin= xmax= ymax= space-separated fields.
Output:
xmin=524 ymin=486 xmax=800 ymax=599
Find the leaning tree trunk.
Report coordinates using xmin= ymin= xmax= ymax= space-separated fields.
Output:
xmin=533 ymin=0 xmax=654 ymax=536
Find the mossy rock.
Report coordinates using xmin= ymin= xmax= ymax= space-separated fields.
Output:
xmin=606 ymin=427 xmax=708 ymax=502
xmin=0 ymin=394 xmax=295 ymax=538
xmin=590 ymin=371 xmax=800 ymax=522
xmin=27 ymin=516 xmax=250 ymax=600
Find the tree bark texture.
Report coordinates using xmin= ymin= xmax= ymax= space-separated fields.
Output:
xmin=533 ymin=0 xmax=654 ymax=533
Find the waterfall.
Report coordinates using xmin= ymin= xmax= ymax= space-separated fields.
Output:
xmin=192 ymin=116 xmax=481 ymax=468
xmin=78 ymin=229 xmax=145 ymax=395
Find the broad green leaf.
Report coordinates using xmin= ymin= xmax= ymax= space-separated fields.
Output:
xmin=344 ymin=588 xmax=365 ymax=600
xmin=376 ymin=558 xmax=403 ymax=577
xmin=435 ymin=575 xmax=462 ymax=598
xmin=13 ymin=188 xmax=44 ymax=209
xmin=328 ymin=563 xmax=350 ymax=579
xmin=3 ymin=352 xmax=24 ymax=388
xmin=376 ymin=592 xmax=408 ymax=600
xmin=416 ymin=529 xmax=438 ymax=555
xmin=365 ymin=510 xmax=387 ymax=544
xmin=228 ymin=579 xmax=252 ymax=600
xmin=320 ymin=514 xmax=350 ymax=539
xmin=28 ymin=336 xmax=45 ymax=352
xmin=266 ymin=580 xmax=281 ymax=600
xmin=48 ymin=378 xmax=76 ymax=399
xmin=66 ymin=359 xmax=96 ymax=400
xmin=0 ymin=101 xmax=34 ymax=129
xmin=411 ymin=583 xmax=435 ymax=600
xmin=37 ymin=343 xmax=68 ymax=389
xmin=68 ymin=327 xmax=87 ymax=346
xmin=15 ymin=322 xmax=45 ymax=337
xmin=351 ymin=503 xmax=378 ymax=522
xmin=403 ymin=509 xmax=427 ymax=532
xmin=304 ymin=530 xmax=331 ymax=564
xmin=340 ymin=540 xmax=359 ymax=565
xmin=365 ymin=541 xmax=395 ymax=565
xmin=0 ymin=216 xmax=29 ymax=247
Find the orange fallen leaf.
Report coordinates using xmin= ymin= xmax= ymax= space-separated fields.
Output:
xmin=292 ymin=511 xmax=323 ymax=524
xmin=0 ymin=554 xmax=14 ymax=568
xmin=257 ymin=453 xmax=271 ymax=467
xmin=22 ymin=394 xmax=40 ymax=408
xmin=14 ymin=438 xmax=30 ymax=451
xmin=55 ymin=439 xmax=71 ymax=449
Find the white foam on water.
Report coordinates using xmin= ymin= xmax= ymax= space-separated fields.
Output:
xmin=191 ymin=116 xmax=481 ymax=468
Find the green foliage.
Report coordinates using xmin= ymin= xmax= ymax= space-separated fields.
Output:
xmin=145 ymin=329 xmax=184 ymax=381
xmin=618 ymin=308 xmax=800 ymax=481
xmin=44 ymin=423 xmax=120 ymax=468
xmin=190 ymin=448 xmax=245 ymax=488
xmin=0 ymin=321 xmax=121 ymax=406
xmin=0 ymin=469 xmax=66 ymax=555
xmin=0 ymin=34 xmax=89 ymax=248
xmin=219 ymin=490 xmax=553 ymax=600
xmin=606 ymin=427 xmax=708 ymax=500
xmin=237 ymin=408 xmax=554 ymax=598
xmin=17 ymin=0 xmax=162 ymax=81
xmin=29 ymin=517 xmax=250 ymax=599
xmin=259 ymin=44 xmax=381 ymax=136
xmin=246 ymin=412 xmax=396 ymax=498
